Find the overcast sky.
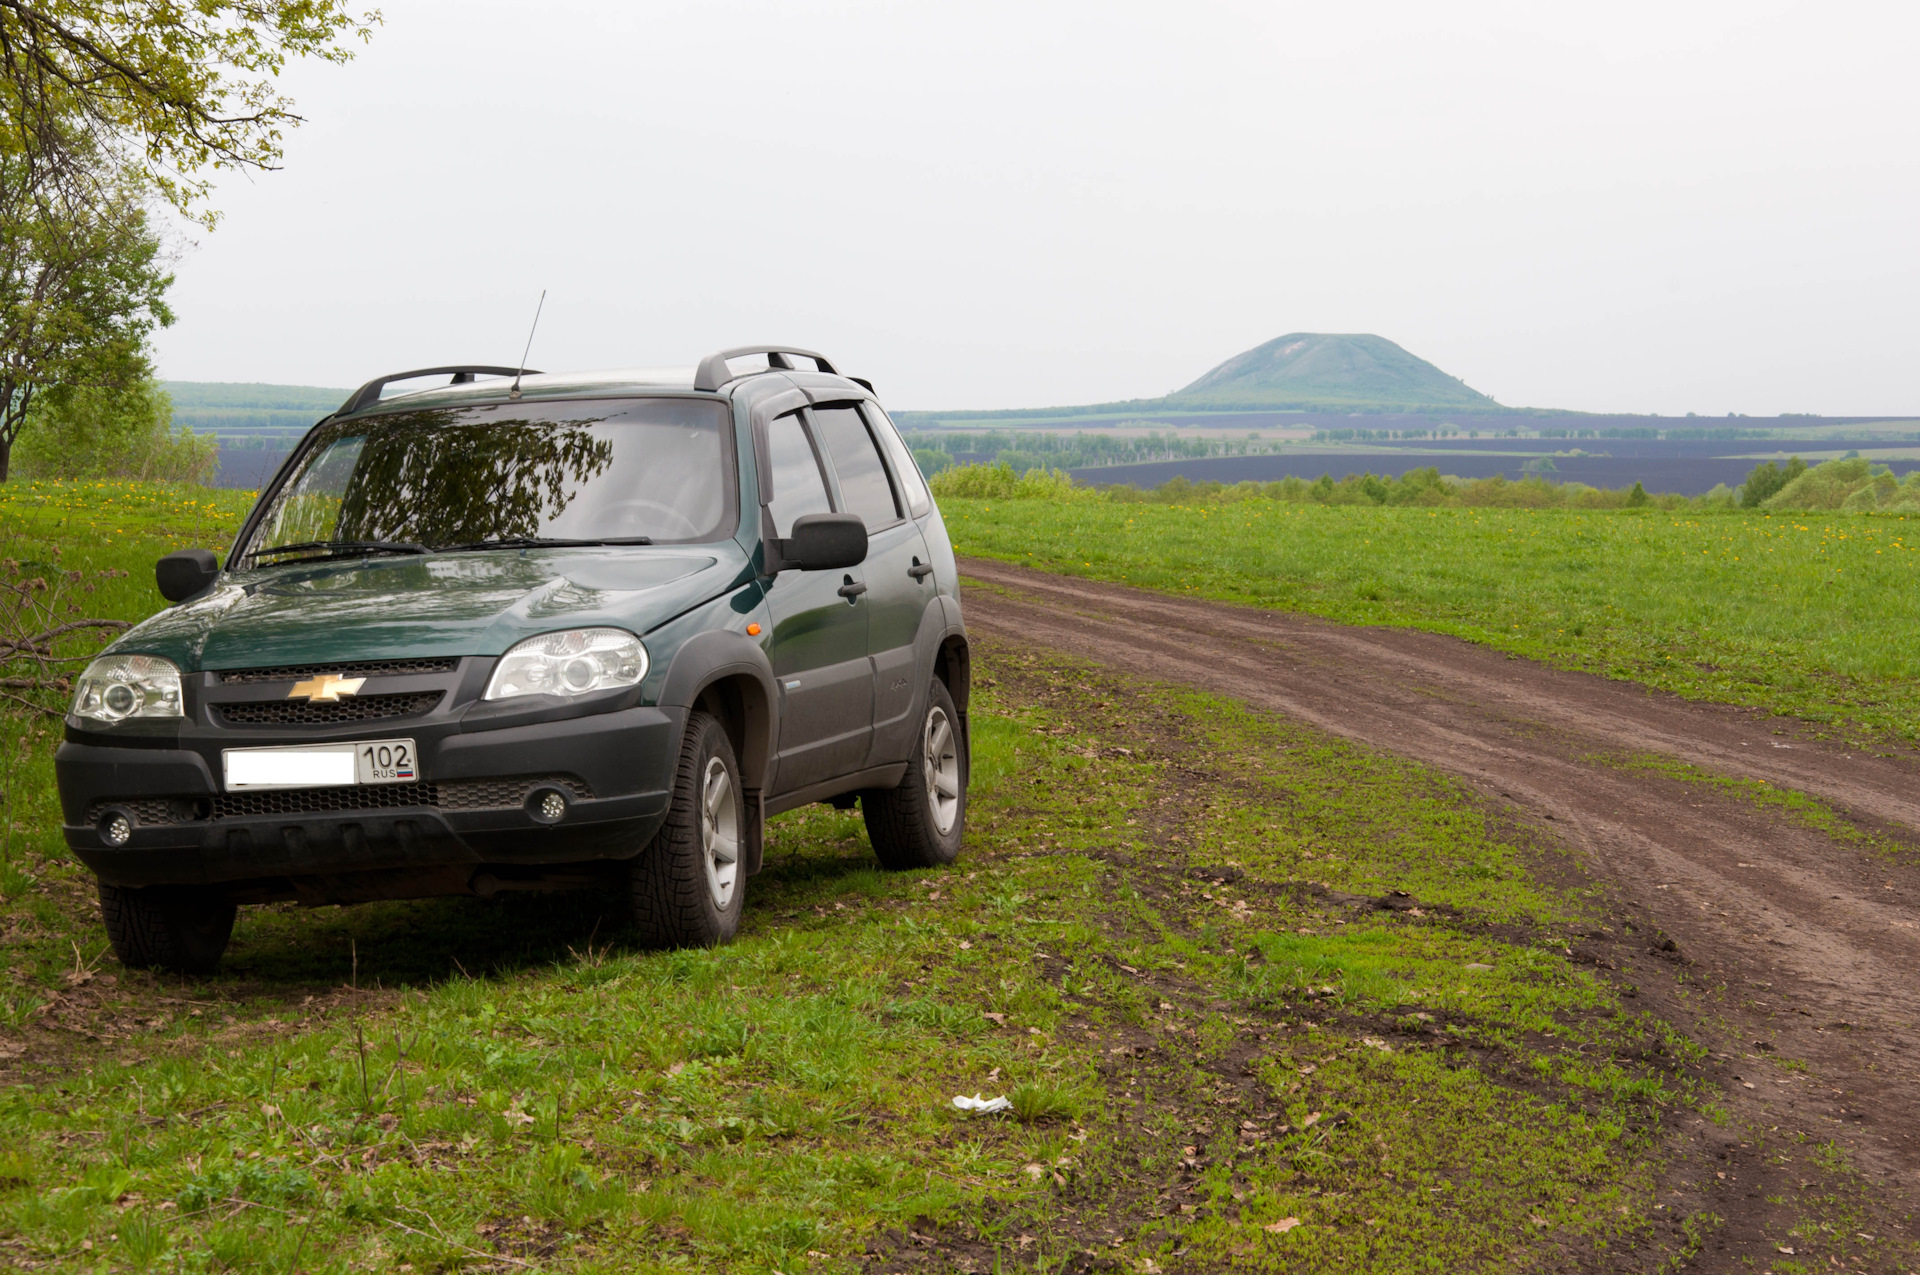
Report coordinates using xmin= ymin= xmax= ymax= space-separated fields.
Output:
xmin=152 ymin=0 xmax=1919 ymax=415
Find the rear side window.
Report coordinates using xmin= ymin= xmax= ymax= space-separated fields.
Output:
xmin=862 ymin=402 xmax=931 ymax=518
xmin=811 ymin=405 xmax=900 ymax=528
xmin=765 ymin=411 xmax=832 ymax=537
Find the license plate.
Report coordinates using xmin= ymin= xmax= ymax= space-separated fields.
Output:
xmin=222 ymin=739 xmax=418 ymax=791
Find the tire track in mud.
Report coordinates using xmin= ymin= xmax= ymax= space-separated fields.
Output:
xmin=960 ymin=559 xmax=1920 ymax=1208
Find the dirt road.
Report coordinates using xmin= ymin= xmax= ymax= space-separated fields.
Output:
xmin=962 ymin=559 xmax=1920 ymax=1231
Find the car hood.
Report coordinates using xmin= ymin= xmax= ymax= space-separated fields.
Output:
xmin=109 ymin=547 xmax=748 ymax=672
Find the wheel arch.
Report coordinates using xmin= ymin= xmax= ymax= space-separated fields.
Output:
xmin=933 ymin=631 xmax=971 ymax=716
xmin=656 ymin=631 xmax=777 ymax=793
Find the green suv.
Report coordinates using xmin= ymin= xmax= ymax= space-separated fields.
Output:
xmin=54 ymin=348 xmax=971 ymax=973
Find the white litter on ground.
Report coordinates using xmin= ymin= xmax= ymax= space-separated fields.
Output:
xmin=952 ymin=1094 xmax=1011 ymax=1113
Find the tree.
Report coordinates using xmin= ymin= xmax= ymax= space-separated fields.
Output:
xmin=0 ymin=143 xmax=173 ymax=480
xmin=0 ymin=1 xmax=380 ymax=225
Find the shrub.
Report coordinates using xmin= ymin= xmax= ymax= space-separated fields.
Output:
xmin=11 ymin=380 xmax=216 ymax=483
xmin=927 ymin=462 xmax=1727 ymax=512
xmin=928 ymin=461 xmax=1083 ymax=502
xmin=1764 ymin=458 xmax=1908 ymax=511
xmin=1740 ymin=456 xmax=1806 ymax=507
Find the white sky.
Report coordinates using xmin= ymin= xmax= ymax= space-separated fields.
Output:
xmin=152 ymin=0 xmax=1920 ymax=415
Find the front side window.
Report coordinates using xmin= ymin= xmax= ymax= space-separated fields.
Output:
xmin=240 ymin=398 xmax=732 ymax=562
xmin=811 ymin=404 xmax=899 ymax=528
xmin=764 ymin=411 xmax=832 ymax=537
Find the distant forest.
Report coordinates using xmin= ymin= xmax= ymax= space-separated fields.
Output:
xmin=903 ymin=428 xmax=1285 ymax=476
xmin=1309 ymin=425 xmax=1792 ymax=442
xmin=162 ymin=381 xmax=348 ymax=438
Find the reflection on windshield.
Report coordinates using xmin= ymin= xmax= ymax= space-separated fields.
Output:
xmin=243 ymin=398 xmax=731 ymax=563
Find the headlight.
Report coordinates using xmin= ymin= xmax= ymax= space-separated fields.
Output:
xmin=484 ymin=628 xmax=649 ymax=702
xmin=72 ymin=654 xmax=185 ymax=723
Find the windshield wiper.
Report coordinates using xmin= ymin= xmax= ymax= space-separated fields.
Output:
xmin=436 ymin=535 xmax=654 ymax=552
xmin=247 ymin=539 xmax=430 ymax=561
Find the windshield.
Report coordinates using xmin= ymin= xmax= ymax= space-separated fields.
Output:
xmin=239 ymin=397 xmax=733 ymax=563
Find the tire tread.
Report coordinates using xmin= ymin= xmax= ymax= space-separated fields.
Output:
xmin=630 ymin=711 xmax=744 ymax=947
xmin=98 ymin=882 xmax=235 ymax=974
xmin=864 ymin=678 xmax=967 ymax=871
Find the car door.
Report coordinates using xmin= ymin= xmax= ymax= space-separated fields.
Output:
xmin=808 ymin=402 xmax=932 ymax=769
xmin=761 ymin=408 xmax=873 ymax=794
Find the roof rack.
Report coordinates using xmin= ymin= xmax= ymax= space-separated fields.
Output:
xmin=692 ymin=346 xmax=838 ymax=393
xmin=338 ymin=365 xmax=537 ymax=416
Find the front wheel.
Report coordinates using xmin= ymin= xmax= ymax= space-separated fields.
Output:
xmin=98 ymin=882 xmax=236 ymax=975
xmin=630 ymin=710 xmax=747 ymax=947
xmin=864 ymin=678 xmax=967 ymax=870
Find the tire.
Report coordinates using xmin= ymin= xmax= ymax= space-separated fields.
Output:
xmin=98 ymin=882 xmax=236 ymax=975
xmin=630 ymin=710 xmax=747 ymax=948
xmin=864 ymin=677 xmax=967 ymax=870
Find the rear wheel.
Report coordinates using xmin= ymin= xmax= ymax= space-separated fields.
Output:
xmin=98 ymin=882 xmax=236 ymax=975
xmin=864 ymin=677 xmax=967 ymax=870
xmin=630 ymin=710 xmax=746 ymax=947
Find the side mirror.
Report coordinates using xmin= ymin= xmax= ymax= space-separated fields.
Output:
xmin=156 ymin=549 xmax=219 ymax=602
xmin=778 ymin=514 xmax=867 ymax=572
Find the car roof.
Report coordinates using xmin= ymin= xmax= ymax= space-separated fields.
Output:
xmin=342 ymin=365 xmax=874 ymax=419
xmin=351 ymin=367 xmax=699 ymax=414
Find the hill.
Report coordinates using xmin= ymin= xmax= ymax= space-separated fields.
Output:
xmin=895 ymin=333 xmax=1506 ymax=426
xmin=1167 ymin=333 xmax=1499 ymax=411
xmin=163 ymin=381 xmax=349 ymax=436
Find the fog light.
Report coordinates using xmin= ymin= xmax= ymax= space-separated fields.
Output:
xmin=101 ymin=812 xmax=132 ymax=846
xmin=527 ymin=787 xmax=568 ymax=825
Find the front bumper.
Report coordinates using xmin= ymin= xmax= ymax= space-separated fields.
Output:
xmin=57 ymin=703 xmax=683 ymax=899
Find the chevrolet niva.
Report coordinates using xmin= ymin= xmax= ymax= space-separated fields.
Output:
xmin=55 ymin=348 xmax=971 ymax=973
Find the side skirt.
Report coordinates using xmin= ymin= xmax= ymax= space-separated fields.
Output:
xmin=765 ymin=764 xmax=910 ymax=818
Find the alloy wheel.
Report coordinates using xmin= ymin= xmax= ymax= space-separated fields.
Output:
xmin=923 ymin=706 xmax=960 ymax=835
xmin=700 ymin=756 xmax=740 ymax=909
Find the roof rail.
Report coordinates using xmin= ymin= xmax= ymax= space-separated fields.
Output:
xmin=693 ymin=346 xmax=838 ymax=393
xmin=338 ymin=365 xmax=536 ymax=416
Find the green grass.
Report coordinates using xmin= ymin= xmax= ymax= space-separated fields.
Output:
xmin=0 ymin=645 xmax=1719 ymax=1272
xmin=1593 ymin=751 xmax=1919 ymax=866
xmin=0 ymin=479 xmax=247 ymax=647
xmin=943 ymin=499 xmax=1920 ymax=740
xmin=1 ymin=480 xmax=1910 ymax=1271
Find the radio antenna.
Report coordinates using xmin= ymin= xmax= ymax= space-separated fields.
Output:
xmin=509 ymin=289 xmax=546 ymax=400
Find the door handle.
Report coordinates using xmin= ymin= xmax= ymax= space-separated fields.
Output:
xmin=908 ymin=562 xmax=933 ymax=580
xmin=837 ymin=579 xmax=869 ymax=600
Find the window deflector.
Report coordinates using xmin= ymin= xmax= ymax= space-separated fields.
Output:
xmin=750 ymin=388 xmax=810 ymax=510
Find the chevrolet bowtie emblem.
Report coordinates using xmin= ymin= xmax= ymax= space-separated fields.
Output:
xmin=287 ymin=674 xmax=366 ymax=702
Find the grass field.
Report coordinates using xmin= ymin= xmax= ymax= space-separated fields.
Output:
xmin=942 ymin=499 xmax=1920 ymax=742
xmin=6 ymin=480 xmax=1893 ymax=1271
xmin=0 ymin=480 xmax=1910 ymax=1271
xmin=0 ymin=640 xmax=1760 ymax=1274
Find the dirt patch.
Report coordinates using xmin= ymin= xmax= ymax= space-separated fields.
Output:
xmin=962 ymin=561 xmax=1920 ymax=1268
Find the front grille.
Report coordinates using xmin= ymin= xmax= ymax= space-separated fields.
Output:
xmin=212 ymin=784 xmax=441 ymax=819
xmin=87 ymin=773 xmax=592 ymax=826
xmin=441 ymin=774 xmax=593 ymax=810
xmin=215 ymin=657 xmax=460 ymax=685
xmin=213 ymin=691 xmax=442 ymax=726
